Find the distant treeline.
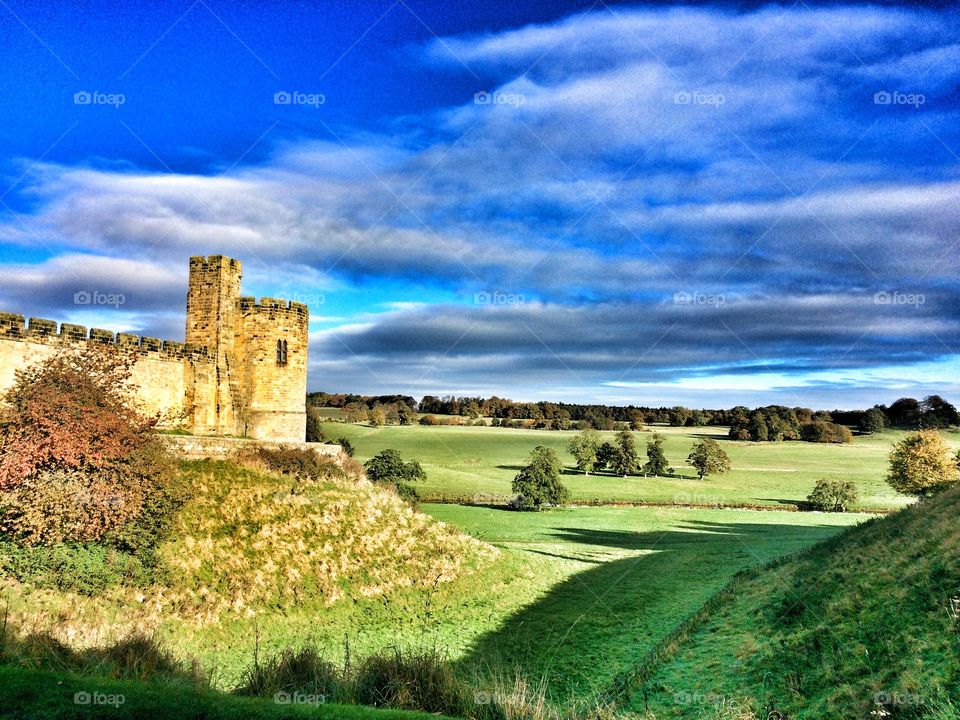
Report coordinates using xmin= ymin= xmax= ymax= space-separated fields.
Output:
xmin=308 ymin=392 xmax=958 ymax=434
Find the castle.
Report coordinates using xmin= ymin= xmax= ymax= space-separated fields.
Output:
xmin=0 ymin=255 xmax=309 ymax=443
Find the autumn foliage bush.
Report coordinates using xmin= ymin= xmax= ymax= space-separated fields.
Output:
xmin=0 ymin=345 xmax=182 ymax=549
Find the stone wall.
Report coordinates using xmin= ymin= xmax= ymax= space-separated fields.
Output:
xmin=160 ymin=434 xmax=342 ymax=461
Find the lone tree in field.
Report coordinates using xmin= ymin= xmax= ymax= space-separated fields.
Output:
xmin=612 ymin=429 xmax=640 ymax=477
xmin=859 ymin=407 xmax=887 ymax=435
xmin=512 ymin=446 xmax=570 ymax=511
xmin=643 ymin=433 xmax=672 ymax=476
xmin=567 ymin=428 xmax=601 ymax=474
xmin=0 ymin=345 xmax=176 ymax=546
xmin=886 ymin=430 xmax=960 ymax=498
xmin=364 ymin=448 xmax=426 ymax=502
xmin=807 ymin=479 xmax=859 ymax=512
xmin=686 ymin=438 xmax=731 ymax=480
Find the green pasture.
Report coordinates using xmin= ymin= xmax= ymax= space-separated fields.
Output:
xmin=321 ymin=421 xmax=940 ymax=509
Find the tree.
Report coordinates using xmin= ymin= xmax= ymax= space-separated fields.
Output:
xmin=305 ymin=409 xmax=325 ymax=442
xmin=887 ymin=397 xmax=920 ymax=428
xmin=368 ymin=406 xmax=387 ymax=427
xmin=611 ymin=430 xmax=640 ymax=476
xmin=859 ymin=408 xmax=886 ymax=435
xmin=920 ymin=395 xmax=959 ymax=428
xmin=0 ymin=345 xmax=178 ymax=546
xmin=396 ymin=403 xmax=416 ymax=426
xmin=807 ymin=479 xmax=858 ymax=512
xmin=511 ymin=446 xmax=570 ymax=510
xmin=643 ymin=433 xmax=673 ymax=476
xmin=363 ymin=449 xmax=426 ymax=501
xmin=686 ymin=438 xmax=731 ymax=480
xmin=567 ymin=429 xmax=600 ymax=474
xmin=886 ymin=430 xmax=960 ymax=497
xmin=594 ymin=441 xmax=616 ymax=472
xmin=800 ymin=421 xmax=853 ymax=444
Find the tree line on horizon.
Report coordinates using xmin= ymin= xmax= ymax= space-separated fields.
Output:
xmin=307 ymin=391 xmax=958 ymax=434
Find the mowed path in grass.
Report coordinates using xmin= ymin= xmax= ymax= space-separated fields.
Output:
xmin=423 ymin=504 xmax=869 ymax=701
xmin=322 ymin=422 xmax=934 ymax=509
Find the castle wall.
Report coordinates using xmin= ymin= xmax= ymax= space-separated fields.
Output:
xmin=0 ymin=313 xmax=208 ymax=424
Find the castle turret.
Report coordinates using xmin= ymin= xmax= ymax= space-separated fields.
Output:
xmin=186 ymin=255 xmax=243 ymax=435
xmin=235 ymin=297 xmax=309 ymax=442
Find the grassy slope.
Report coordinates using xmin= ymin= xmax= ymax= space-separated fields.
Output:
xmin=323 ymin=422 xmax=938 ymax=509
xmin=0 ymin=665 xmax=449 ymax=720
xmin=626 ymin=483 xmax=960 ymax=719
xmin=425 ymin=504 xmax=869 ymax=702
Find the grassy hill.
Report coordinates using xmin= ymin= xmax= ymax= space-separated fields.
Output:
xmin=321 ymin=422 xmax=934 ymax=509
xmin=620 ymin=482 xmax=960 ymax=718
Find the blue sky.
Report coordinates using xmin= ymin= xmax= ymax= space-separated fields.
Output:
xmin=0 ymin=0 xmax=958 ymax=408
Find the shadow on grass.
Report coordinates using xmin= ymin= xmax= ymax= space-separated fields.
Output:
xmin=453 ymin=519 xmax=849 ymax=701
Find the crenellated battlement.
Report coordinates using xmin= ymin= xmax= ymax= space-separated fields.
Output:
xmin=238 ymin=296 xmax=309 ymax=317
xmin=0 ymin=313 xmax=211 ymax=361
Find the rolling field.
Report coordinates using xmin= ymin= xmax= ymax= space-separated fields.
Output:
xmin=320 ymin=421 xmax=946 ymax=509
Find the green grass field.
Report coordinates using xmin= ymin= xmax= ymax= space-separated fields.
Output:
xmin=322 ymin=421 xmax=947 ymax=509
xmin=423 ymin=504 xmax=869 ymax=701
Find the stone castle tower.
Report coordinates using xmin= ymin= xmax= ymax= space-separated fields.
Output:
xmin=185 ymin=255 xmax=309 ymax=440
xmin=0 ymin=255 xmax=309 ymax=443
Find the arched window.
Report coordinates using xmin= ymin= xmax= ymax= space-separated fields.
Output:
xmin=276 ymin=339 xmax=288 ymax=366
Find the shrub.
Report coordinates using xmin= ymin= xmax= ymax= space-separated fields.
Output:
xmin=364 ymin=449 xmax=426 ymax=502
xmin=334 ymin=436 xmax=355 ymax=456
xmin=806 ymin=479 xmax=859 ymax=512
xmin=241 ymin=445 xmax=339 ymax=480
xmin=236 ymin=646 xmax=341 ymax=701
xmin=419 ymin=414 xmax=439 ymax=426
xmin=0 ymin=345 xmax=176 ymax=545
xmin=353 ymin=647 xmax=469 ymax=716
xmin=0 ymin=540 xmax=148 ymax=594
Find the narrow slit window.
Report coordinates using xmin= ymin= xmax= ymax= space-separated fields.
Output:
xmin=276 ymin=339 xmax=288 ymax=366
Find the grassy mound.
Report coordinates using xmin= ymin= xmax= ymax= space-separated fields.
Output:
xmin=155 ymin=460 xmax=497 ymax=616
xmin=625 ymin=483 xmax=960 ymax=718
xmin=0 ymin=665 xmax=451 ymax=720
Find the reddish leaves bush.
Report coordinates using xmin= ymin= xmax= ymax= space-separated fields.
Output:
xmin=0 ymin=345 xmax=175 ymax=545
